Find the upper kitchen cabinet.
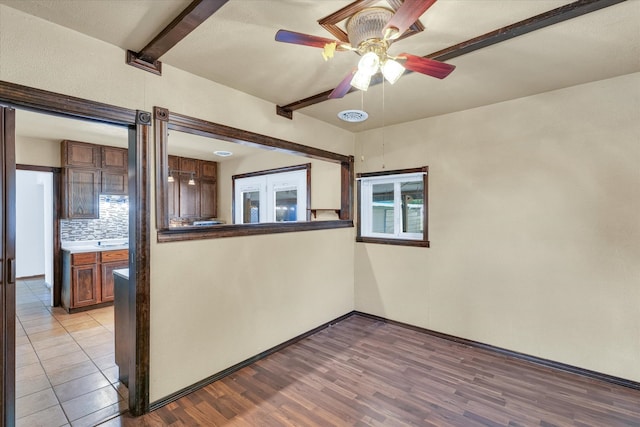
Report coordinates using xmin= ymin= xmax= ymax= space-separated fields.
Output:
xmin=167 ymin=155 xmax=217 ymax=221
xmin=101 ymin=146 xmax=128 ymax=195
xmin=61 ymin=140 xmax=128 ymax=219
xmin=102 ymin=146 xmax=127 ymax=170
xmin=63 ymin=167 xmax=101 ymax=219
xmin=62 ymin=140 xmax=100 ymax=168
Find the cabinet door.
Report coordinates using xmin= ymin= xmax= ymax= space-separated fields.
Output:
xmin=200 ymin=179 xmax=217 ymax=218
xmin=65 ymin=168 xmax=100 ymax=219
xmin=102 ymin=171 xmax=128 ymax=195
xmin=180 ymin=157 xmax=199 ymax=178
xmin=72 ymin=264 xmax=99 ymax=308
xmin=102 ymin=146 xmax=127 ymax=171
xmin=63 ymin=140 xmax=100 ymax=168
xmin=168 ymin=156 xmax=179 ymax=218
xmin=179 ymin=177 xmax=200 ymax=218
xmin=101 ymin=261 xmax=127 ymax=303
xmin=200 ymin=161 xmax=217 ymax=180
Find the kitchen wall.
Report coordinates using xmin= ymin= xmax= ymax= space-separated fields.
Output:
xmin=60 ymin=195 xmax=129 ymax=241
xmin=1 ymin=4 xmax=356 ymax=403
xmin=354 ymin=72 xmax=640 ymax=383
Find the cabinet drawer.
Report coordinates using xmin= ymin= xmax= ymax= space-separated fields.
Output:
xmin=72 ymin=252 xmax=98 ymax=266
xmin=101 ymin=250 xmax=128 ymax=263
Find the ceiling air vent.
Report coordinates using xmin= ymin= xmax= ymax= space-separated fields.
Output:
xmin=338 ymin=109 xmax=368 ymax=123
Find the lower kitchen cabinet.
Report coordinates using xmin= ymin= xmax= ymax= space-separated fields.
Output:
xmin=62 ymin=249 xmax=129 ymax=312
xmin=100 ymin=250 xmax=129 ymax=302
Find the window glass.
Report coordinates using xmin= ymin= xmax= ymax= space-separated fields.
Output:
xmin=401 ymin=180 xmax=423 ymax=234
xmin=275 ymin=189 xmax=298 ymax=222
xmin=357 ymin=167 xmax=429 ymax=247
xmin=372 ymin=183 xmax=394 ymax=234
xmin=242 ymin=191 xmax=260 ymax=223
xmin=233 ymin=165 xmax=309 ymax=224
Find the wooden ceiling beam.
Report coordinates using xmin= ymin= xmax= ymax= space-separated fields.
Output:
xmin=276 ymin=0 xmax=626 ymax=119
xmin=127 ymin=0 xmax=229 ymax=75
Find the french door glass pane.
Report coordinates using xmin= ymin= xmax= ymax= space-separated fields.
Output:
xmin=401 ymin=180 xmax=423 ymax=233
xmin=242 ymin=191 xmax=260 ymax=223
xmin=275 ymin=189 xmax=297 ymax=222
xmin=372 ymin=183 xmax=394 ymax=234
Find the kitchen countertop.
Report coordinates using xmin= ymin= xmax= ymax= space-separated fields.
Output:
xmin=113 ymin=268 xmax=129 ymax=280
xmin=61 ymin=239 xmax=129 ymax=254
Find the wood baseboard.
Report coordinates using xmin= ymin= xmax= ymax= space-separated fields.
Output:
xmin=354 ymin=311 xmax=640 ymax=392
xmin=149 ymin=311 xmax=354 ymax=411
xmin=150 ymin=310 xmax=639 ymax=412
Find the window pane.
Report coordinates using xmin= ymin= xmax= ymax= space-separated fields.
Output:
xmin=242 ymin=191 xmax=260 ymax=223
xmin=401 ymin=181 xmax=423 ymax=233
xmin=275 ymin=189 xmax=297 ymax=222
xmin=372 ymin=183 xmax=394 ymax=234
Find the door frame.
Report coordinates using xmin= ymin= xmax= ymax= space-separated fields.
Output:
xmin=0 ymin=80 xmax=151 ymax=420
xmin=0 ymin=106 xmax=16 ymax=427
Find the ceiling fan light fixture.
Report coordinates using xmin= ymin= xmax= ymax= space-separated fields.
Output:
xmin=358 ymin=51 xmax=380 ymax=76
xmin=350 ymin=69 xmax=371 ymax=91
xmin=381 ymin=58 xmax=405 ymax=84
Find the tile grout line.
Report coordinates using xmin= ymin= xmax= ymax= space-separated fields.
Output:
xmin=16 ymin=279 xmax=127 ymax=426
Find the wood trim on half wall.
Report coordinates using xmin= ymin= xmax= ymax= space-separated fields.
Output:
xmin=0 ymin=80 xmax=151 ymax=420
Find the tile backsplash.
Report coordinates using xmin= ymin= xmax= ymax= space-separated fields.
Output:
xmin=60 ymin=195 xmax=129 ymax=241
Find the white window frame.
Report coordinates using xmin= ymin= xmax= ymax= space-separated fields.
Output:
xmin=233 ymin=165 xmax=309 ymax=224
xmin=357 ymin=167 xmax=429 ymax=247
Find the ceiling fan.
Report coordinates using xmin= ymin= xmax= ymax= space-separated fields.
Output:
xmin=275 ymin=0 xmax=455 ymax=99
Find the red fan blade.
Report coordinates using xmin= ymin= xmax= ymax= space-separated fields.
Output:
xmin=275 ymin=30 xmax=340 ymax=49
xmin=400 ymin=53 xmax=455 ymax=79
xmin=383 ymin=0 xmax=438 ymax=39
xmin=328 ymin=69 xmax=357 ymax=99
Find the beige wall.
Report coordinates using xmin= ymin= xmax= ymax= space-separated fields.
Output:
xmin=15 ymin=137 xmax=61 ymax=167
xmin=1 ymin=5 xmax=355 ymax=401
xmin=354 ymin=73 xmax=640 ymax=382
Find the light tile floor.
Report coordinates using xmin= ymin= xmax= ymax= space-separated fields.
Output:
xmin=16 ymin=278 xmax=128 ymax=427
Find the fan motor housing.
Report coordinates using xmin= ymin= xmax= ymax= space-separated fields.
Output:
xmin=346 ymin=7 xmax=394 ymax=49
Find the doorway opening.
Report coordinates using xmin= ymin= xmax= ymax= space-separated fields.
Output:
xmin=16 ymin=170 xmax=53 ymax=302
xmin=14 ymin=110 xmax=131 ymax=425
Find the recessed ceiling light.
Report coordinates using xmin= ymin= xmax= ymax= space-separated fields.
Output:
xmin=337 ymin=109 xmax=368 ymax=123
xmin=214 ymin=150 xmax=233 ymax=157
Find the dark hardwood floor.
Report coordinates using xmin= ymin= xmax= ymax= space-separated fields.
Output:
xmin=104 ymin=315 xmax=640 ymax=426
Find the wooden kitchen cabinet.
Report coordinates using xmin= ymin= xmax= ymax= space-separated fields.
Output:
xmin=168 ymin=155 xmax=217 ymax=220
xmin=168 ymin=155 xmax=179 ymax=218
xmin=167 ymin=156 xmax=218 ymax=219
xmin=61 ymin=249 xmax=129 ymax=312
xmin=63 ymin=167 xmax=101 ymax=219
xmin=62 ymin=140 xmax=100 ymax=168
xmin=101 ymin=146 xmax=128 ymax=195
xmin=101 ymin=146 xmax=127 ymax=170
xmin=100 ymin=250 xmax=128 ymax=303
xmin=200 ymin=179 xmax=217 ymax=218
xmin=62 ymin=141 xmax=128 ymax=218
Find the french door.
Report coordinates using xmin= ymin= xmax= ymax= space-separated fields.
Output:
xmin=0 ymin=106 xmax=16 ymax=426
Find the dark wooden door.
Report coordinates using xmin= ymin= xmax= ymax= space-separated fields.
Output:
xmin=0 ymin=106 xmax=16 ymax=426
xmin=101 ymin=261 xmax=127 ymax=303
xmin=65 ymin=168 xmax=100 ymax=218
xmin=167 ymin=156 xmax=179 ymax=218
xmin=102 ymin=171 xmax=128 ymax=195
xmin=101 ymin=146 xmax=127 ymax=170
xmin=63 ymin=140 xmax=100 ymax=168
xmin=200 ymin=179 xmax=217 ymax=218
xmin=72 ymin=264 xmax=99 ymax=307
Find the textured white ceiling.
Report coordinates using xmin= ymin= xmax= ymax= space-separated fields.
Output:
xmin=2 ymin=0 xmax=639 ymax=136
